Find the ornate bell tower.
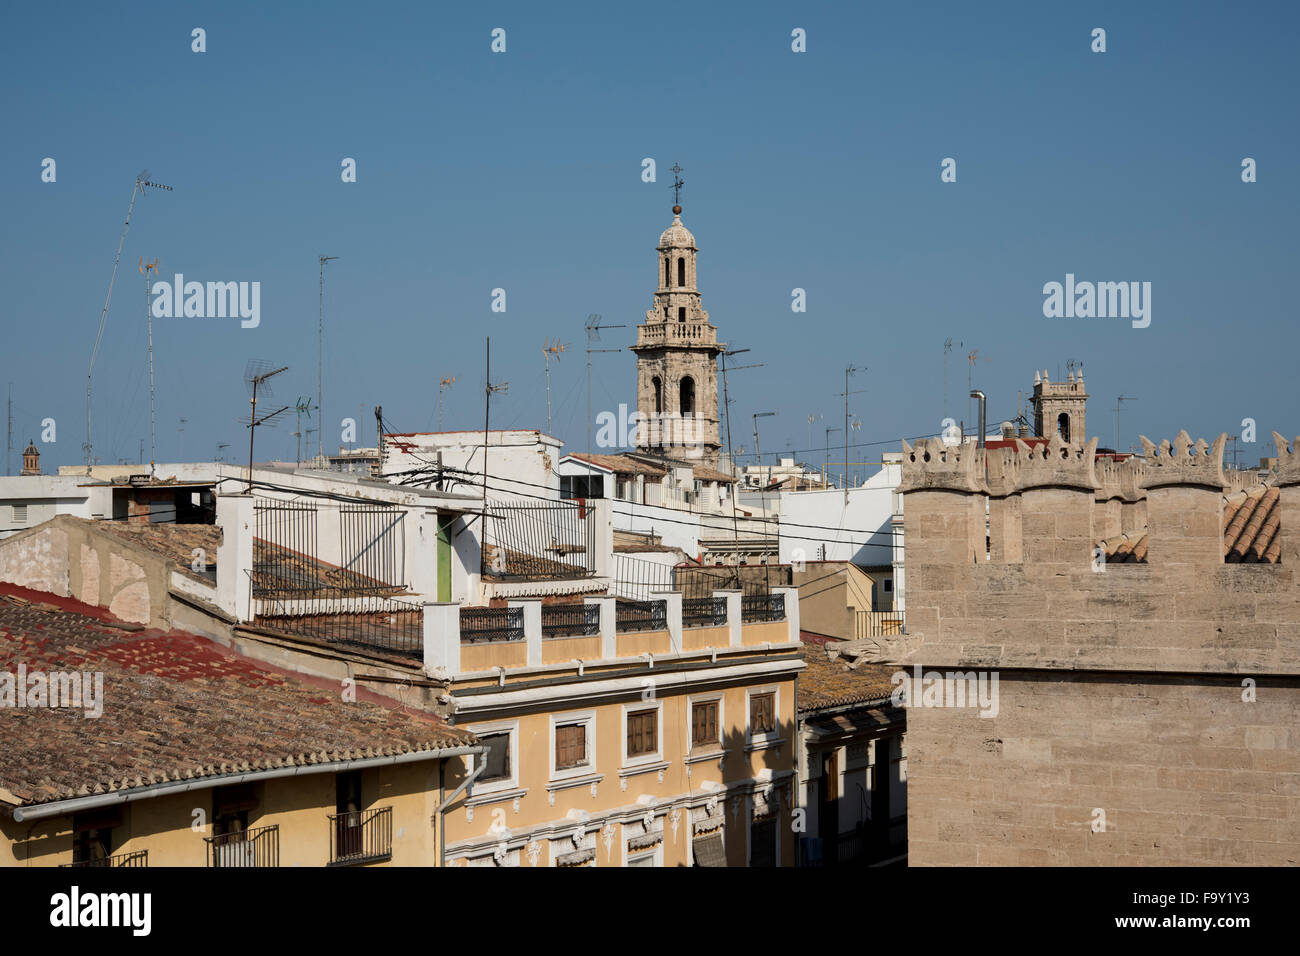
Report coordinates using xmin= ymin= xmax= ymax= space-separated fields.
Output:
xmin=631 ymin=168 xmax=723 ymax=464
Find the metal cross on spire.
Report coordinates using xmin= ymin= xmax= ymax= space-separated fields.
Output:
xmin=670 ymin=163 xmax=684 ymax=212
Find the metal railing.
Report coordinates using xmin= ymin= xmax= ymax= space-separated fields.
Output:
xmin=205 ymin=824 xmax=279 ymax=868
xmin=854 ymin=610 xmax=905 ymax=639
xmin=616 ymin=599 xmax=668 ymax=633
xmin=682 ymin=596 xmax=727 ymax=628
xmin=460 ymin=605 xmax=525 ymax=643
xmin=741 ymin=593 xmax=786 ymax=623
xmin=485 ymin=501 xmax=595 ymax=579
xmin=62 ymin=849 xmax=149 ymax=868
xmin=542 ymin=603 xmax=601 ymax=639
xmin=328 ymin=806 xmax=392 ymax=866
xmin=609 ymin=553 xmax=675 ymax=602
xmin=255 ymin=587 xmax=423 ymax=659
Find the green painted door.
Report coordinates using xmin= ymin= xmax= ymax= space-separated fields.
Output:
xmin=436 ymin=512 xmax=453 ymax=602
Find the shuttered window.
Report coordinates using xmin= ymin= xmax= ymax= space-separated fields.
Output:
xmin=556 ymin=723 xmax=587 ymax=770
xmin=627 ymin=709 xmax=657 ymax=757
xmin=692 ymin=701 xmax=718 ymax=747
xmin=479 ymin=732 xmax=511 ymax=782
xmin=750 ymin=693 xmax=776 ymax=735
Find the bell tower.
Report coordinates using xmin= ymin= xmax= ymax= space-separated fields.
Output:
xmin=631 ymin=169 xmax=723 ymax=463
xmin=1032 ymin=367 xmax=1088 ymax=444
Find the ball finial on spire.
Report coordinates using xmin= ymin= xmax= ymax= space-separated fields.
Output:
xmin=672 ymin=204 xmax=682 ymax=215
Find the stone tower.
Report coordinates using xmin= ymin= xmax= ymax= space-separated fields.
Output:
xmin=21 ymin=440 xmax=40 ymax=476
xmin=1031 ymin=368 xmax=1088 ymax=444
xmin=631 ymin=204 xmax=723 ymax=463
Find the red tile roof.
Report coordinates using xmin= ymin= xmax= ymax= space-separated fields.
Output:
xmin=1099 ymin=481 xmax=1280 ymax=564
xmin=0 ymin=583 xmax=474 ymax=809
xmin=797 ymin=643 xmax=899 ymax=714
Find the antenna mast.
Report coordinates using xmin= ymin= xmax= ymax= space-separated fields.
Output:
xmin=86 ymin=170 xmax=172 ymax=472
xmin=542 ymin=340 xmax=569 ymax=435
xmin=584 ymin=314 xmax=623 ymax=467
xmin=318 ymin=255 xmax=339 ymax=462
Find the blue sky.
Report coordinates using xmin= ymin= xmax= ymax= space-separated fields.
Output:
xmin=2 ymin=0 xmax=1297 ymax=473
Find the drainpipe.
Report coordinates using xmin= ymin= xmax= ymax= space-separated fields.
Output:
xmin=969 ymin=391 xmax=986 ymax=450
xmin=437 ymin=752 xmax=488 ymax=868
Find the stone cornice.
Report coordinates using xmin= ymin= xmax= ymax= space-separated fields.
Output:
xmin=1138 ymin=431 xmax=1227 ymax=491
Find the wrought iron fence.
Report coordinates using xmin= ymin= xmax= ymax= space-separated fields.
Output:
xmin=616 ymin=599 xmax=668 ymax=633
xmin=62 ymin=849 xmax=149 ymax=868
xmin=205 ymin=824 xmax=279 ymax=868
xmin=328 ymin=806 xmax=392 ymax=866
xmin=854 ymin=610 xmax=905 ymax=639
xmin=485 ymin=501 xmax=594 ymax=579
xmin=672 ymin=563 xmax=786 ymax=601
xmin=254 ymin=588 xmax=424 ymax=659
xmin=460 ymin=605 xmax=525 ymax=643
xmin=609 ymin=553 xmax=675 ymax=601
xmin=682 ymin=596 xmax=727 ymax=628
xmin=542 ymin=603 xmax=601 ymax=639
xmin=741 ymin=593 xmax=785 ymax=623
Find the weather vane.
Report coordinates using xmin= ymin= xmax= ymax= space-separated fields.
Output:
xmin=670 ymin=163 xmax=684 ymax=213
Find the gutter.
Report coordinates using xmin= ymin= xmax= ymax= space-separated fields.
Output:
xmin=437 ymin=756 xmax=488 ymax=868
xmin=12 ymin=745 xmax=485 ymax=823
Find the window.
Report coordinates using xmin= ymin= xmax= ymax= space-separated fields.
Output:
xmin=1057 ymin=412 xmax=1070 ymax=442
xmin=13 ymin=504 xmax=27 ymax=525
xmin=72 ymin=809 xmax=120 ymax=865
xmin=692 ymin=701 xmax=719 ymax=747
xmin=678 ymin=306 xmax=686 ymax=322
xmin=628 ymin=851 xmax=658 ymax=867
xmin=627 ymin=708 xmax=658 ymax=758
xmin=479 ymin=732 xmax=511 ymax=782
xmin=335 ymin=771 xmax=364 ymax=861
xmin=677 ymin=257 xmax=686 ymax=287
xmin=213 ymin=783 xmax=257 ymax=836
xmin=680 ymin=377 xmax=695 ymax=414
xmin=750 ymin=692 xmax=776 ymax=734
xmin=665 ymin=257 xmax=670 ymax=288
xmin=652 ymin=377 xmax=663 ymax=414
xmin=556 ymin=723 xmax=588 ymax=770
xmin=884 ymin=579 xmax=893 ymax=593
xmin=749 ymin=817 xmax=777 ymax=867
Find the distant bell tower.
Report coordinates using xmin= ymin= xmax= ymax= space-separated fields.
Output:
xmin=631 ymin=165 xmax=723 ymax=463
xmin=1032 ymin=367 xmax=1088 ymax=444
xmin=21 ymin=440 xmax=40 ymax=476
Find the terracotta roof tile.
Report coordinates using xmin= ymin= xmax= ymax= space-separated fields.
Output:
xmin=0 ymin=584 xmax=474 ymax=809
xmin=797 ymin=644 xmax=898 ymax=714
xmin=1098 ymin=481 xmax=1279 ymax=565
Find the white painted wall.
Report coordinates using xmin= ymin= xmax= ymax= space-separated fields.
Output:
xmin=0 ymin=477 xmax=112 ymax=540
xmin=777 ymin=458 xmax=901 ymax=568
xmin=382 ymin=430 xmax=563 ymax=500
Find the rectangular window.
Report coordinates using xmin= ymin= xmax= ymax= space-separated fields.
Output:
xmin=750 ymin=818 xmax=777 ymax=867
xmin=556 ymin=723 xmax=588 ymax=770
xmin=212 ymin=783 xmax=257 ymax=837
xmin=71 ymin=809 xmax=121 ymax=865
xmin=479 ymin=732 xmax=511 ymax=782
xmin=627 ymin=709 xmax=657 ymax=758
xmin=13 ymin=504 xmax=27 ymax=525
xmin=750 ymin=693 xmax=776 ymax=735
xmin=884 ymin=579 xmax=893 ymax=593
xmin=334 ymin=771 xmax=364 ymax=861
xmin=692 ymin=701 xmax=718 ymax=747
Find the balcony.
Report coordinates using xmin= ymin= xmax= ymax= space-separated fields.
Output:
xmin=541 ymin=602 xmax=601 ymax=639
xmin=205 ymin=825 xmax=279 ymax=867
xmin=460 ymin=606 xmax=524 ymax=643
xmin=329 ymin=806 xmax=392 ymax=866
xmin=682 ymin=596 xmax=727 ymax=628
xmin=741 ymin=593 xmax=786 ymax=623
xmin=616 ymin=599 xmax=668 ymax=633
xmin=62 ymin=849 xmax=148 ymax=868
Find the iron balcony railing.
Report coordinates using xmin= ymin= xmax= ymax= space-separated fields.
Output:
xmin=682 ymin=596 xmax=727 ymax=628
xmin=741 ymin=593 xmax=786 ymax=623
xmin=854 ymin=610 xmax=905 ymax=639
xmin=328 ymin=806 xmax=392 ymax=866
xmin=254 ymin=586 xmax=424 ymax=660
xmin=204 ymin=825 xmax=279 ymax=868
xmin=460 ymin=605 xmax=525 ymax=643
xmin=485 ymin=501 xmax=595 ymax=579
xmin=62 ymin=849 xmax=149 ymax=868
xmin=608 ymin=553 xmax=675 ymax=602
xmin=541 ymin=603 xmax=601 ymax=639
xmin=616 ymin=599 xmax=668 ymax=633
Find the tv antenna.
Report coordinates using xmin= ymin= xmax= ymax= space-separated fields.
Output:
xmin=1114 ymin=395 xmax=1138 ymax=452
xmin=585 ymin=313 xmax=624 ymax=463
xmin=943 ymin=338 xmax=961 ymax=421
xmin=480 ymin=338 xmax=509 ymax=576
xmin=438 ymin=376 xmax=456 ymax=431
xmin=241 ymin=361 xmax=289 ymax=491
xmin=292 ymin=396 xmax=317 ymax=466
xmin=86 ymin=169 xmax=172 ymax=472
xmin=542 ymin=339 xmax=569 ymax=436
xmin=140 ymin=257 xmax=161 ymax=475
xmin=317 ymin=255 xmax=340 ymax=460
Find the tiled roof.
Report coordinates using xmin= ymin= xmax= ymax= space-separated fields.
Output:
xmin=691 ymin=465 xmax=737 ymax=484
xmin=68 ymin=518 xmax=222 ymax=583
xmin=1099 ymin=481 xmax=1280 ymax=564
xmin=0 ymin=584 xmax=475 ymax=809
xmin=797 ymin=643 xmax=899 ymax=714
xmin=566 ymin=453 xmax=668 ymax=478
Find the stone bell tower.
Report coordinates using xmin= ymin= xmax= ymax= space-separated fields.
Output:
xmin=1031 ymin=367 xmax=1088 ymax=444
xmin=631 ymin=185 xmax=723 ymax=464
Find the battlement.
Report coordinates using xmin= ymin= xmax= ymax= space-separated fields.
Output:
xmin=1138 ymin=431 xmax=1227 ymax=491
xmin=1272 ymin=432 xmax=1300 ymax=487
xmin=898 ymin=438 xmax=988 ymax=494
xmin=1009 ymin=434 xmax=1099 ymax=494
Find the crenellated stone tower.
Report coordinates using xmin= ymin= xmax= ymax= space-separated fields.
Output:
xmin=631 ymin=201 xmax=723 ymax=464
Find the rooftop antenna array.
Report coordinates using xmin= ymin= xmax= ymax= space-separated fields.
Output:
xmin=292 ymin=396 xmax=317 ymax=466
xmin=480 ymin=338 xmax=509 ymax=576
xmin=438 ymin=376 xmax=456 ymax=431
xmin=86 ymin=170 xmax=173 ymax=473
xmin=241 ymin=360 xmax=289 ymax=492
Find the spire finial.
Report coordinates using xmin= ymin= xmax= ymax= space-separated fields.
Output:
xmin=670 ymin=163 xmax=684 ymax=215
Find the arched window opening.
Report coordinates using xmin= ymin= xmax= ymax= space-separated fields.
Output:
xmin=680 ymin=376 xmax=695 ymax=414
xmin=677 ymin=257 xmax=686 ymax=287
xmin=665 ymin=257 xmax=671 ymax=288
xmin=652 ymin=377 xmax=663 ymax=414
xmin=1057 ymin=413 xmax=1070 ymax=443
xmin=678 ymin=306 xmax=686 ymax=322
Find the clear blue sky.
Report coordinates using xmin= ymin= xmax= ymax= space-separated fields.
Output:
xmin=3 ymin=0 xmax=1297 ymax=473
